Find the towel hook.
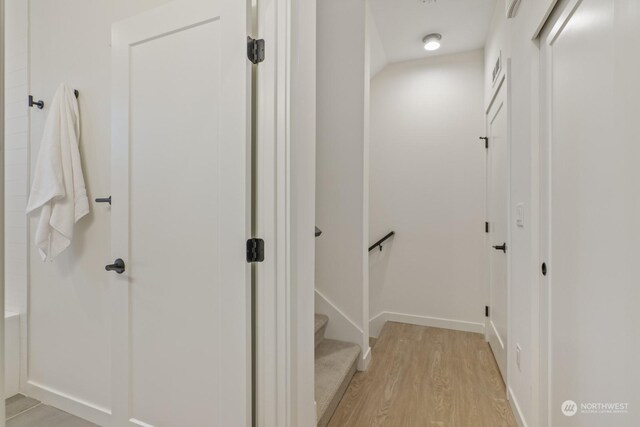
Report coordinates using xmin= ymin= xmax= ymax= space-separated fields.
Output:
xmin=28 ymin=96 xmax=44 ymax=109
xmin=28 ymin=89 xmax=79 ymax=110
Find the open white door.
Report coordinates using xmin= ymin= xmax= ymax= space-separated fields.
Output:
xmin=111 ymin=0 xmax=251 ymax=426
xmin=486 ymin=76 xmax=509 ymax=383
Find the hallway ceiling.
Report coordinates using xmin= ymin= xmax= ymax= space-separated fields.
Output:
xmin=369 ymin=0 xmax=497 ymax=63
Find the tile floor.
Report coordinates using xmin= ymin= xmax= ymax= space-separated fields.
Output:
xmin=6 ymin=394 xmax=98 ymax=427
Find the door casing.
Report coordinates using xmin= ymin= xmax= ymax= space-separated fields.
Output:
xmin=254 ymin=0 xmax=318 ymax=425
xmin=0 ymin=0 xmax=6 ymax=422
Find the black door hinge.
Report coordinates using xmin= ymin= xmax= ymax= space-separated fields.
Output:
xmin=480 ymin=136 xmax=489 ymax=149
xmin=247 ymin=37 xmax=265 ymax=64
xmin=247 ymin=238 xmax=265 ymax=263
xmin=485 ymin=306 xmax=490 ymax=317
xmin=485 ymin=221 xmax=489 ymax=233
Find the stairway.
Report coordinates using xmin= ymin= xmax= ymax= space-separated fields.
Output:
xmin=314 ymin=314 xmax=361 ymax=427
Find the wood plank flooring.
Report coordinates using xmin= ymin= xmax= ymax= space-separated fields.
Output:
xmin=328 ymin=322 xmax=518 ymax=427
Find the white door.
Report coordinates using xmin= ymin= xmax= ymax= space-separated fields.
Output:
xmin=486 ymin=77 xmax=509 ymax=382
xmin=110 ymin=1 xmax=251 ymax=426
xmin=540 ymin=0 xmax=640 ymax=425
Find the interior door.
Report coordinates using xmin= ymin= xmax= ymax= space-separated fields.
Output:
xmin=540 ymin=0 xmax=640 ymax=425
xmin=486 ymin=77 xmax=509 ymax=382
xmin=110 ymin=1 xmax=251 ymax=426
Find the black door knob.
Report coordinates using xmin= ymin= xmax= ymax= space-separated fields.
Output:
xmin=105 ymin=258 xmax=126 ymax=274
xmin=492 ymin=243 xmax=507 ymax=253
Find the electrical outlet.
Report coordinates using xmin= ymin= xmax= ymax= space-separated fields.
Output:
xmin=516 ymin=344 xmax=522 ymax=371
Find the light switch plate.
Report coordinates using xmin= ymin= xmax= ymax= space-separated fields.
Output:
xmin=516 ymin=203 xmax=525 ymax=228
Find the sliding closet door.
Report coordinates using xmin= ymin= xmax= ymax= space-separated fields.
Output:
xmin=111 ymin=0 xmax=251 ymax=426
xmin=540 ymin=0 xmax=640 ymax=425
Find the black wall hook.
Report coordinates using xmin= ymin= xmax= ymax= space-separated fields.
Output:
xmin=28 ymin=95 xmax=44 ymax=109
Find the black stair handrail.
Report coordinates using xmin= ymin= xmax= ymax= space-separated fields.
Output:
xmin=369 ymin=231 xmax=395 ymax=252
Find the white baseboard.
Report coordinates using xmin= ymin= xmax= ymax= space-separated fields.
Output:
xmin=315 ymin=289 xmax=363 ymax=345
xmin=360 ymin=346 xmax=372 ymax=371
xmin=508 ymin=386 xmax=528 ymax=427
xmin=315 ymin=289 xmax=370 ymax=370
xmin=5 ymin=312 xmax=20 ymax=398
xmin=25 ymin=380 xmax=111 ymax=426
xmin=369 ymin=311 xmax=485 ymax=338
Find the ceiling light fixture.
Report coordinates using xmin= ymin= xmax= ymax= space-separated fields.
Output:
xmin=422 ymin=33 xmax=442 ymax=51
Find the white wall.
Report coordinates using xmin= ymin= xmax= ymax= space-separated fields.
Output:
xmin=4 ymin=0 xmax=28 ymax=401
xmin=366 ymin=3 xmax=386 ymax=78
xmin=4 ymin=0 xmax=28 ymax=318
xmin=23 ymin=0 xmax=169 ymax=419
xmin=315 ymin=0 xmax=370 ymax=368
xmin=484 ymin=1 xmax=556 ymax=425
xmin=368 ymin=50 xmax=486 ymax=337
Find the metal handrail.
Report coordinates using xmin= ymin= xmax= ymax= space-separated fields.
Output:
xmin=369 ymin=231 xmax=395 ymax=252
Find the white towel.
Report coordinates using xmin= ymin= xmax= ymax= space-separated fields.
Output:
xmin=26 ymin=84 xmax=89 ymax=261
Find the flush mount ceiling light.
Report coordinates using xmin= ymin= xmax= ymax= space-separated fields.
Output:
xmin=422 ymin=33 xmax=442 ymax=51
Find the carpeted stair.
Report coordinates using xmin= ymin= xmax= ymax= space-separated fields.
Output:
xmin=314 ymin=314 xmax=360 ymax=427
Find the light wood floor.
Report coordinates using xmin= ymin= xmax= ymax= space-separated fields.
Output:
xmin=328 ymin=322 xmax=518 ymax=427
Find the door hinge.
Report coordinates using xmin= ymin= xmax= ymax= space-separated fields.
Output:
xmin=247 ymin=37 xmax=265 ymax=64
xmin=480 ymin=136 xmax=489 ymax=149
xmin=485 ymin=306 xmax=490 ymax=318
xmin=485 ymin=221 xmax=490 ymax=233
xmin=247 ymin=238 xmax=265 ymax=263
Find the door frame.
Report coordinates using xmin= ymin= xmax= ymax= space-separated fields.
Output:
xmin=255 ymin=0 xmax=317 ymax=426
xmin=484 ymin=66 xmax=512 ymax=393
xmin=0 ymin=0 xmax=6 ymax=422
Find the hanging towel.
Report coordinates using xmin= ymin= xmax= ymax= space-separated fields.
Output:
xmin=26 ymin=84 xmax=89 ymax=261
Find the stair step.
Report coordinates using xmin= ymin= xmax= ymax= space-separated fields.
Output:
xmin=315 ymin=339 xmax=360 ymax=427
xmin=315 ymin=314 xmax=329 ymax=349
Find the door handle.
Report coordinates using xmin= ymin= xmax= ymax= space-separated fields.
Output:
xmin=492 ymin=243 xmax=507 ymax=253
xmin=105 ymin=258 xmax=126 ymax=274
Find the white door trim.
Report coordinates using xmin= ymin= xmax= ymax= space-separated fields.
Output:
xmin=254 ymin=0 xmax=291 ymax=424
xmin=256 ymin=0 xmax=317 ymax=425
xmin=0 ymin=0 xmax=6 ymax=422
